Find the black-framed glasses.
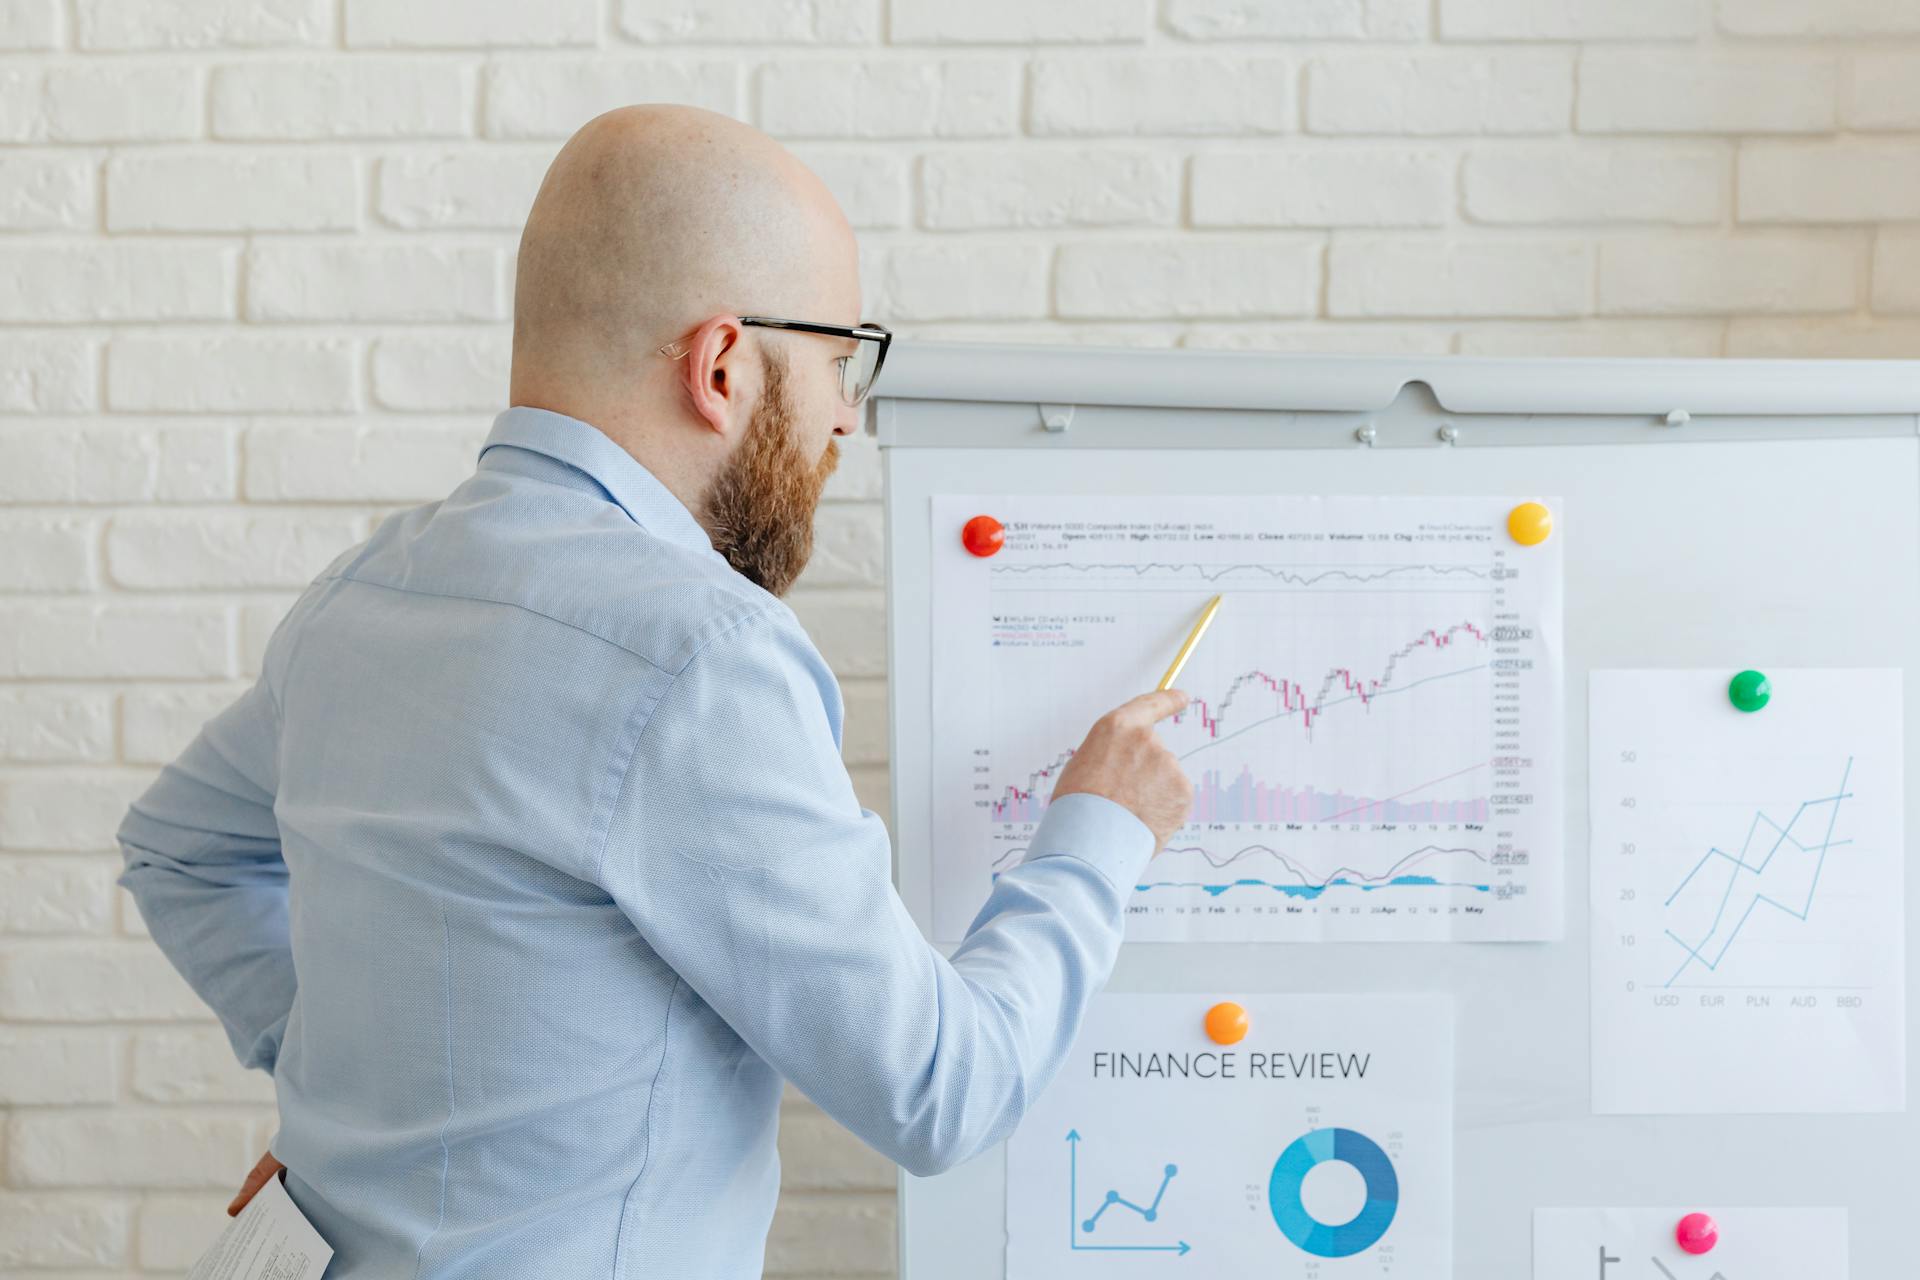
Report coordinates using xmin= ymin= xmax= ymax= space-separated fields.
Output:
xmin=658 ymin=315 xmax=892 ymax=407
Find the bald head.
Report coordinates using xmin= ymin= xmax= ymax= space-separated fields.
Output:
xmin=506 ymin=105 xmax=864 ymax=563
xmin=512 ymin=105 xmax=859 ymax=392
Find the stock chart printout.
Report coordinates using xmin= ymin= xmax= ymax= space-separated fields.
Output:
xmin=1004 ymin=994 xmax=1452 ymax=1280
xmin=928 ymin=495 xmax=1563 ymax=942
xmin=1589 ymin=670 xmax=1907 ymax=1114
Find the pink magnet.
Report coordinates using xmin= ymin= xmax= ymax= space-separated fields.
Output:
xmin=1675 ymin=1212 xmax=1718 ymax=1256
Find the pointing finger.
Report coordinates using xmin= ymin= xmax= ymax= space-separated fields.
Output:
xmin=1112 ymin=688 xmax=1191 ymax=727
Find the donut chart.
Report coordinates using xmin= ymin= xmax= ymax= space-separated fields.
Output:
xmin=1267 ymin=1127 xmax=1400 ymax=1258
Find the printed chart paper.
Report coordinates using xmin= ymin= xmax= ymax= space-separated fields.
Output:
xmin=930 ymin=494 xmax=1564 ymax=942
xmin=1589 ymin=669 xmax=1906 ymax=1114
xmin=1533 ymin=1207 xmax=1846 ymax=1279
xmin=188 ymin=1173 xmax=332 ymax=1280
xmin=1005 ymin=994 xmax=1452 ymax=1280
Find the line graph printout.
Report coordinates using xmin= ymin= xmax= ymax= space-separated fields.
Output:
xmin=1589 ymin=669 xmax=1907 ymax=1115
xmin=928 ymin=495 xmax=1563 ymax=942
xmin=1004 ymin=994 xmax=1452 ymax=1280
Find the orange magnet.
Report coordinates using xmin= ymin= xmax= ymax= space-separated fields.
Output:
xmin=1507 ymin=501 xmax=1553 ymax=547
xmin=962 ymin=514 xmax=1005 ymax=558
xmin=1204 ymin=1001 xmax=1249 ymax=1046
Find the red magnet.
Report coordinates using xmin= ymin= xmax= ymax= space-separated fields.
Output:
xmin=962 ymin=515 xmax=1005 ymax=558
xmin=1675 ymin=1212 xmax=1718 ymax=1256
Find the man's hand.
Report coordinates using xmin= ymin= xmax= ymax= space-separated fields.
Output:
xmin=1051 ymin=688 xmax=1195 ymax=852
xmin=228 ymin=1151 xmax=286 ymax=1217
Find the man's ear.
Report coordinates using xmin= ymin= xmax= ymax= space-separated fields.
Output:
xmin=678 ymin=316 xmax=746 ymax=440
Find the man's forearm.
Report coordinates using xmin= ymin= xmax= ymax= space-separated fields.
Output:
xmin=121 ymin=833 xmax=298 ymax=1071
xmin=118 ymin=679 xmax=297 ymax=1072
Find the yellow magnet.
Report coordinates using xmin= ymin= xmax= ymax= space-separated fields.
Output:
xmin=1204 ymin=1001 xmax=1249 ymax=1046
xmin=1507 ymin=501 xmax=1553 ymax=547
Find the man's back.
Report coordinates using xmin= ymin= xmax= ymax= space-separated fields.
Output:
xmin=269 ymin=410 xmax=790 ymax=1272
xmin=131 ymin=410 xmax=798 ymax=1273
xmin=122 ymin=408 xmax=1163 ymax=1277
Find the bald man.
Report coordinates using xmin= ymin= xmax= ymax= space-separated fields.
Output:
xmin=118 ymin=106 xmax=1192 ymax=1277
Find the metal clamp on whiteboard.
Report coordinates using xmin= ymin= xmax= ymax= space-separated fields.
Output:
xmin=1038 ymin=403 xmax=1074 ymax=433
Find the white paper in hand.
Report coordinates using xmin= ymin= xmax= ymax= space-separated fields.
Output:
xmin=188 ymin=1173 xmax=333 ymax=1280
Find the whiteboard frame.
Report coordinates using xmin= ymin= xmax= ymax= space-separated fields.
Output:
xmin=868 ymin=342 xmax=1920 ymax=1280
xmin=870 ymin=342 xmax=1920 ymax=420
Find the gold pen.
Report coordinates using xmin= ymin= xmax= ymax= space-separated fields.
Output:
xmin=1157 ymin=594 xmax=1223 ymax=692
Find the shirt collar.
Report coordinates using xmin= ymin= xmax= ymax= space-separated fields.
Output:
xmin=477 ymin=406 xmax=718 ymax=558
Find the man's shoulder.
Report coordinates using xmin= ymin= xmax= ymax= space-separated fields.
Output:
xmin=586 ymin=531 xmax=800 ymax=676
xmin=337 ymin=485 xmax=801 ymax=678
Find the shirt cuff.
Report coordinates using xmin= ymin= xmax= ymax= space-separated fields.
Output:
xmin=1019 ymin=792 xmax=1156 ymax=894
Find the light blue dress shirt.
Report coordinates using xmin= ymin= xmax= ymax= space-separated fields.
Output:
xmin=118 ymin=407 xmax=1154 ymax=1278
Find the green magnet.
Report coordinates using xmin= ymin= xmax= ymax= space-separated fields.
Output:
xmin=1728 ymin=669 xmax=1771 ymax=713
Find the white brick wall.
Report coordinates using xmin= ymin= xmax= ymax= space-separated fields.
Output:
xmin=1 ymin=3 xmax=1917 ymax=1276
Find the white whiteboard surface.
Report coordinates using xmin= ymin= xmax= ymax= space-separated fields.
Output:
xmin=873 ymin=345 xmax=1920 ymax=1280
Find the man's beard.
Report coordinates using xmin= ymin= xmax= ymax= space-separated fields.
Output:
xmin=702 ymin=352 xmax=839 ymax=597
